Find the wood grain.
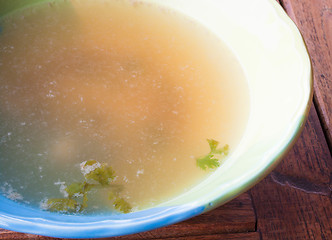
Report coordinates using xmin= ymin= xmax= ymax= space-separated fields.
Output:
xmin=0 ymin=230 xmax=57 ymax=240
xmin=280 ymin=0 xmax=332 ymax=149
xmin=0 ymin=193 xmax=256 ymax=239
xmin=151 ymin=232 xmax=260 ymax=240
xmin=250 ymin=105 xmax=332 ymax=240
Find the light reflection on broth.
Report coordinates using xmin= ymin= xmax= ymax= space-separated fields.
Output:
xmin=0 ymin=0 xmax=249 ymax=212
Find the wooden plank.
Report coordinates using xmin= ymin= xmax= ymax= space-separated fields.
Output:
xmin=117 ymin=193 xmax=255 ymax=239
xmin=271 ymin=106 xmax=331 ymax=185
xmin=280 ymin=0 xmax=332 ymax=149
xmin=0 ymin=229 xmax=57 ymax=240
xmin=250 ymin=105 xmax=332 ymax=239
xmin=0 ymin=193 xmax=256 ymax=239
xmin=0 ymin=231 xmax=260 ymax=240
xmin=151 ymin=232 xmax=260 ymax=240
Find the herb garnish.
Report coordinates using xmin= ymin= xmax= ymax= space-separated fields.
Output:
xmin=46 ymin=160 xmax=132 ymax=214
xmin=46 ymin=139 xmax=227 ymax=213
xmin=196 ymin=139 xmax=229 ymax=170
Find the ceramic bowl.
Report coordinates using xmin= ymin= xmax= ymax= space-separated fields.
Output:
xmin=0 ymin=0 xmax=312 ymax=238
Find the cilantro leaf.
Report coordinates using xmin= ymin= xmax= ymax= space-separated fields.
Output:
xmin=85 ymin=165 xmax=115 ymax=185
xmin=196 ymin=154 xmax=220 ymax=170
xmin=65 ymin=182 xmax=93 ymax=198
xmin=207 ymin=139 xmax=219 ymax=152
xmin=81 ymin=160 xmax=115 ymax=185
xmin=196 ymin=139 xmax=229 ymax=170
xmin=113 ymin=197 xmax=132 ymax=214
xmin=46 ymin=160 xmax=131 ymax=214
xmin=65 ymin=182 xmax=85 ymax=198
xmin=109 ymin=191 xmax=132 ymax=213
xmin=214 ymin=144 xmax=229 ymax=155
xmin=46 ymin=198 xmax=79 ymax=212
xmin=82 ymin=192 xmax=88 ymax=209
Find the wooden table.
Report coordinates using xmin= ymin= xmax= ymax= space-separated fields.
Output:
xmin=1 ymin=0 xmax=331 ymax=239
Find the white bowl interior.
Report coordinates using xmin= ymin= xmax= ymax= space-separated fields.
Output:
xmin=145 ymin=0 xmax=313 ymax=208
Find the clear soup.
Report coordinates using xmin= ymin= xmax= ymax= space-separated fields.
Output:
xmin=0 ymin=0 xmax=249 ymax=213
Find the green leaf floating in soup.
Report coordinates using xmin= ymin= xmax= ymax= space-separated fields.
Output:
xmin=196 ymin=139 xmax=229 ymax=171
xmin=46 ymin=160 xmax=132 ymax=213
xmin=46 ymin=139 xmax=227 ymax=214
xmin=0 ymin=0 xmax=249 ymax=214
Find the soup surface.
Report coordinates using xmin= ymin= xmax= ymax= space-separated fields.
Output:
xmin=0 ymin=0 xmax=249 ymax=213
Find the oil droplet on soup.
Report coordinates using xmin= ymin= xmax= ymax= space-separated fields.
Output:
xmin=0 ymin=0 xmax=249 ymax=212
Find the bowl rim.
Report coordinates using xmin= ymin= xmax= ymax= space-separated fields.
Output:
xmin=0 ymin=0 xmax=313 ymax=238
